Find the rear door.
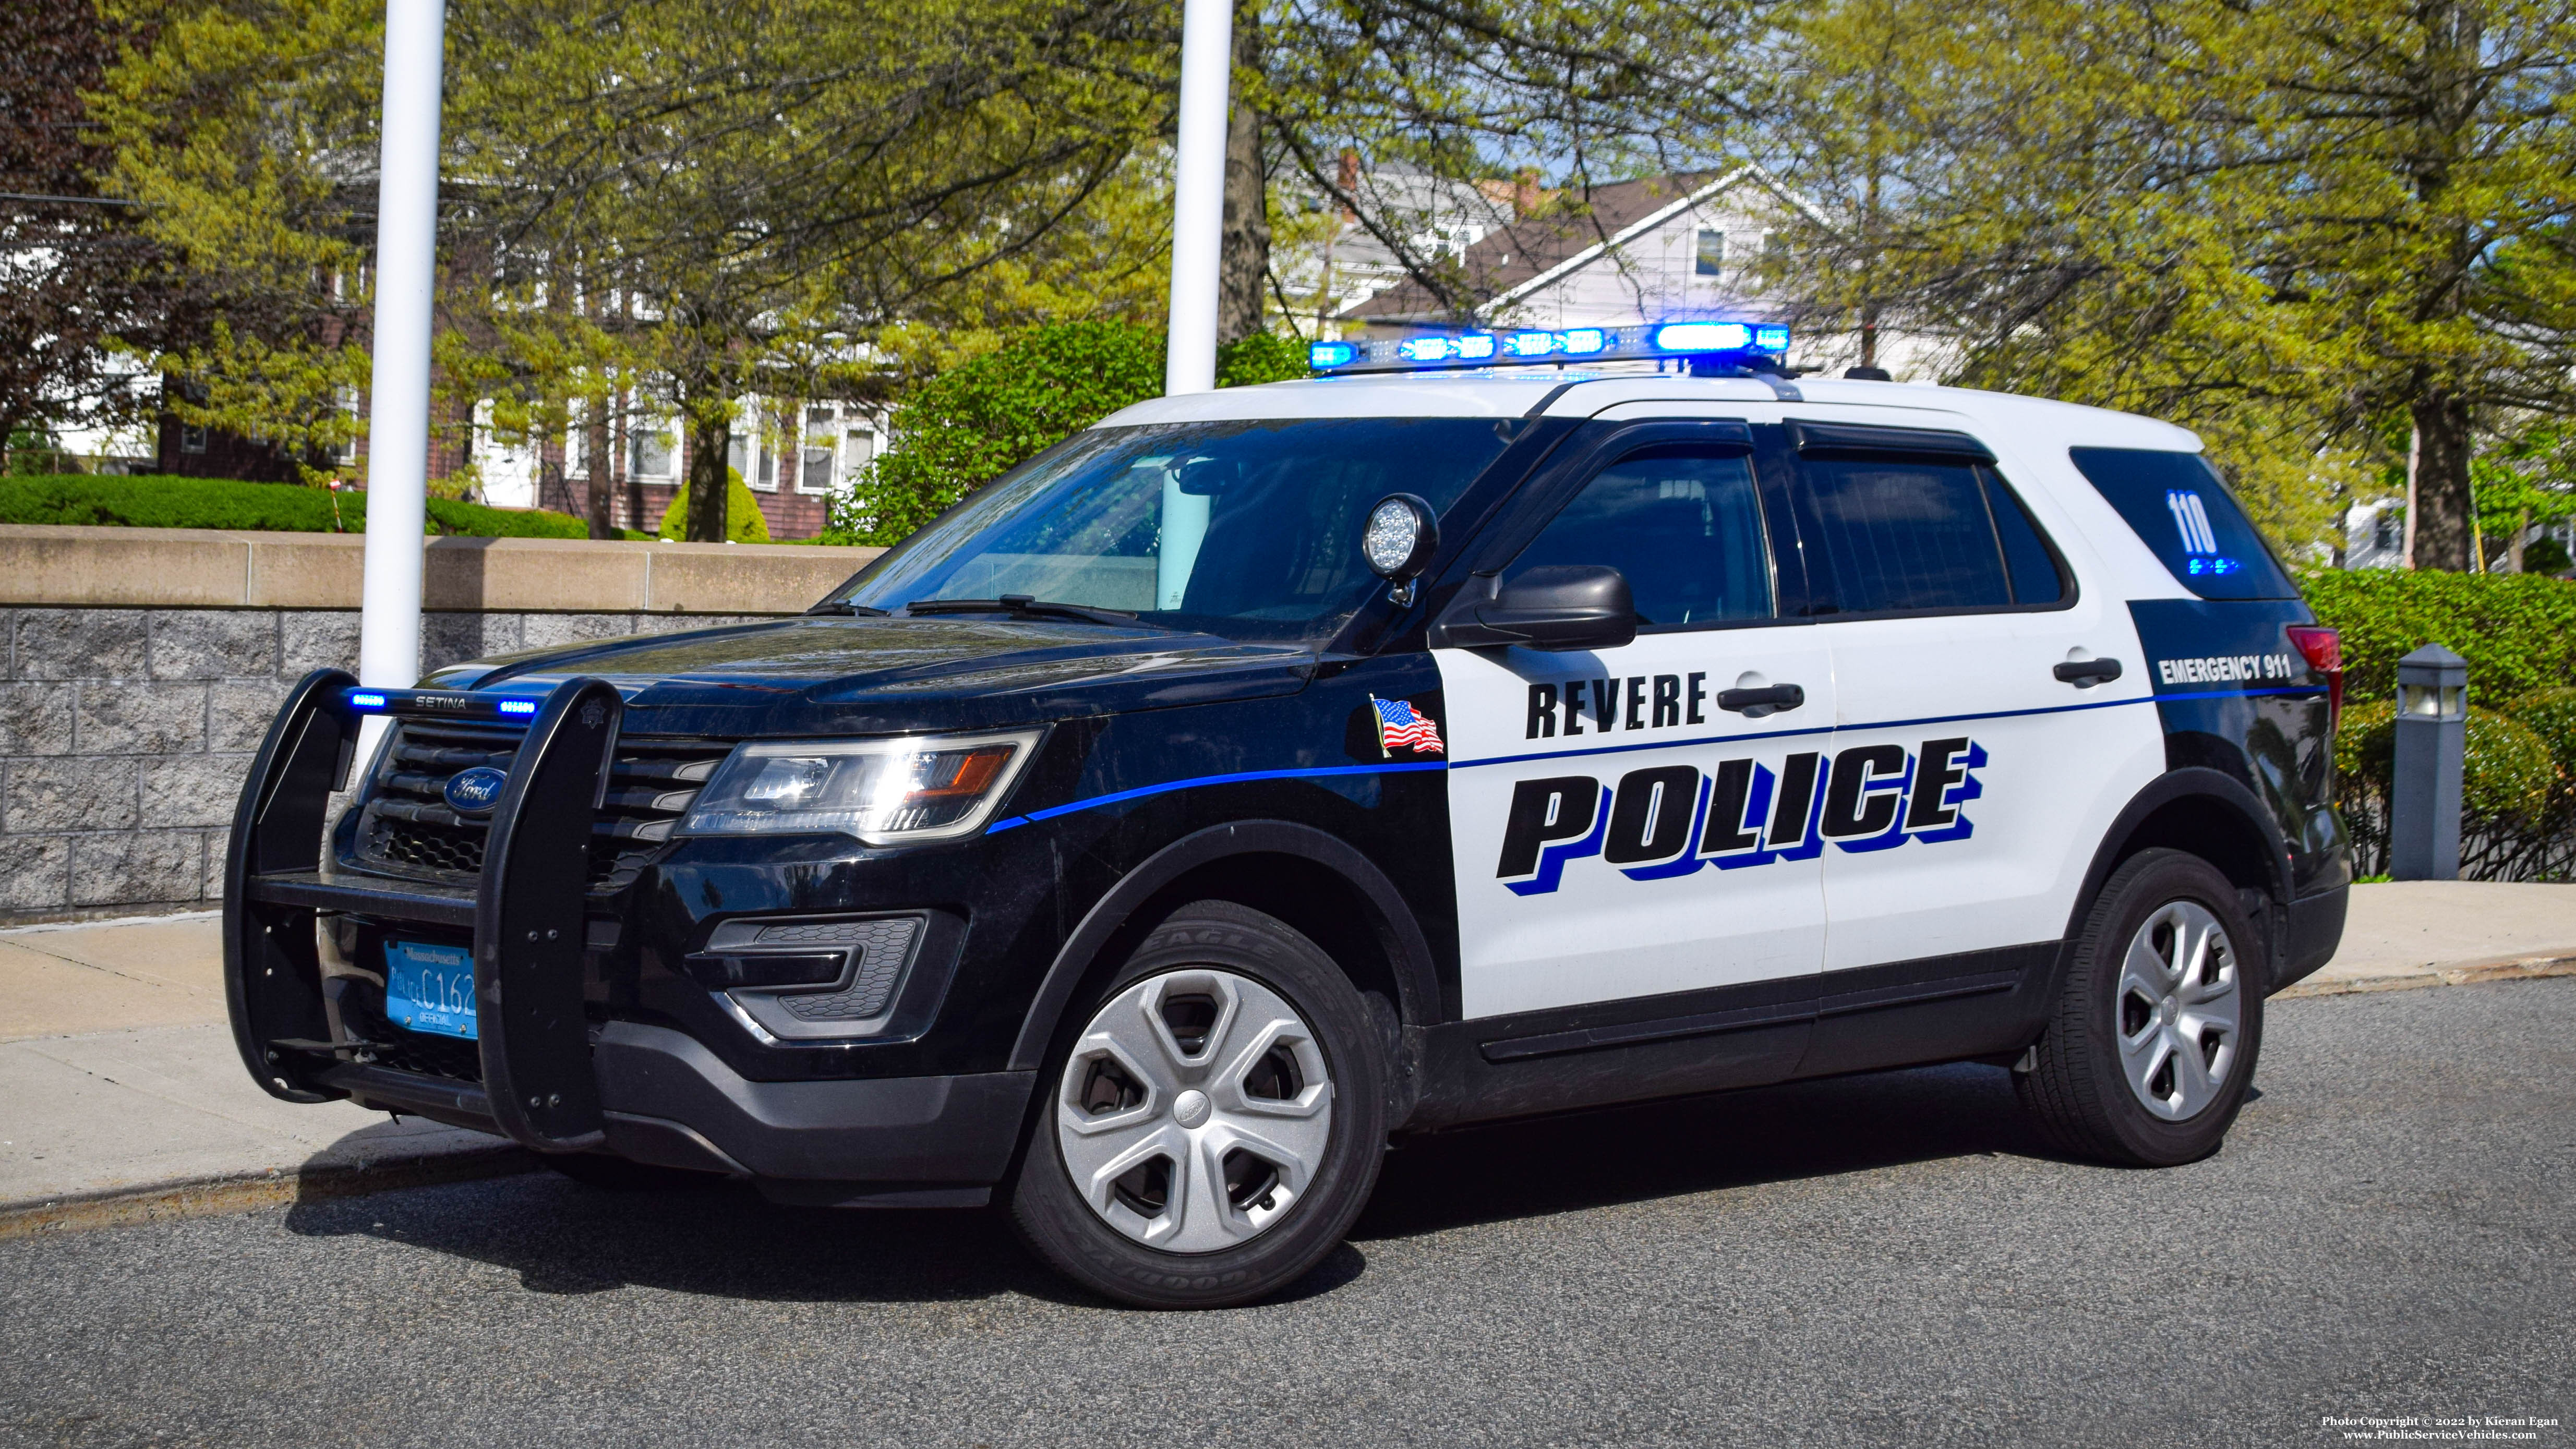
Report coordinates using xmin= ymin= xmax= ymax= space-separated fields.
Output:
xmin=1433 ymin=422 xmax=1836 ymax=1026
xmin=1774 ymin=419 xmax=2163 ymax=1067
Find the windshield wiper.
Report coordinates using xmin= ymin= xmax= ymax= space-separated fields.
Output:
xmin=905 ymin=595 xmax=1150 ymax=628
xmin=805 ymin=600 xmax=890 ymax=617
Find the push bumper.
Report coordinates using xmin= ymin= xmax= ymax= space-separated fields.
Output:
xmin=224 ymin=671 xmax=1033 ymax=1206
xmin=318 ymin=1025 xmax=1035 ymax=1200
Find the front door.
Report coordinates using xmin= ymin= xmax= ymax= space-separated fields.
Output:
xmin=1434 ymin=431 xmax=1837 ymax=1022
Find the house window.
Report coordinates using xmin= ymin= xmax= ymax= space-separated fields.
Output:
xmin=335 ymin=387 xmax=360 ymax=465
xmin=1695 ymin=228 xmax=1725 ymax=277
xmin=800 ymin=405 xmax=839 ymax=493
xmin=180 ymin=425 xmax=207 ymax=454
xmin=630 ymin=423 xmax=675 ymax=480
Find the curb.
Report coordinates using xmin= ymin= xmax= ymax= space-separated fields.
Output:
xmin=0 ymin=1144 xmax=539 ymax=1241
xmin=2276 ymin=952 xmax=2576 ymax=1000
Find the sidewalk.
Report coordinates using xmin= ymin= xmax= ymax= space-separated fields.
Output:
xmin=3 ymin=882 xmax=2570 ymax=1234
xmin=0 ymin=915 xmax=524 ymax=1235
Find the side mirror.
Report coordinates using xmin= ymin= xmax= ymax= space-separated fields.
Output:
xmin=1361 ymin=493 xmax=1440 ymax=603
xmin=1429 ymin=565 xmax=1636 ymax=652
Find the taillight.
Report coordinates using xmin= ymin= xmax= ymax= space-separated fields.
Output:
xmin=2286 ymin=625 xmax=2342 ymax=730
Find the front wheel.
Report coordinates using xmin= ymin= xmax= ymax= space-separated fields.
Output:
xmin=1009 ymin=901 xmax=1387 ymax=1309
xmin=2015 ymin=848 xmax=2265 ymax=1167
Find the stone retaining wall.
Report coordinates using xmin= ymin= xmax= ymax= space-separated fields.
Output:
xmin=0 ymin=526 xmax=882 ymax=924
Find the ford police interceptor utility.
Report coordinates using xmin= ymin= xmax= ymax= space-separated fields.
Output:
xmin=223 ymin=322 xmax=2349 ymax=1308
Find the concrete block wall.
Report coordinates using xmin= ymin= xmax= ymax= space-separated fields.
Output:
xmin=0 ymin=527 xmax=881 ymax=924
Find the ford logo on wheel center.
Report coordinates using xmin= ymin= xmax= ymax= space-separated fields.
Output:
xmin=220 ymin=348 xmax=2353 ymax=1310
xmin=441 ymin=766 xmax=509 ymax=816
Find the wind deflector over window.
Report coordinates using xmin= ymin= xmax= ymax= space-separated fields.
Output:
xmin=2068 ymin=448 xmax=2298 ymax=600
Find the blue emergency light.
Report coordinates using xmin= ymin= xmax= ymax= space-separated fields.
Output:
xmin=1309 ymin=319 xmax=1790 ymax=376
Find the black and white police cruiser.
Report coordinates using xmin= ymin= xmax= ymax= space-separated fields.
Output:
xmin=225 ymin=321 xmax=2350 ymax=1307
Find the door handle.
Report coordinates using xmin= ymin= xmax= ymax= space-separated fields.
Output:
xmin=2052 ymin=658 xmax=2123 ymax=687
xmin=1717 ymin=683 xmax=1805 ymax=713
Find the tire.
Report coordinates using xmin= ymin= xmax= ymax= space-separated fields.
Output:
xmin=541 ymin=1153 xmax=721 ymax=1191
xmin=2015 ymin=848 xmax=2265 ymax=1167
xmin=1009 ymin=900 xmax=1388 ymax=1309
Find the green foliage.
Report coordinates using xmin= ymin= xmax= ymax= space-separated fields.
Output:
xmin=1217 ymin=333 xmax=1314 ymax=389
xmin=2298 ymin=570 xmax=2576 ymax=705
xmin=1762 ymin=0 xmax=2576 ymax=560
xmin=2501 ymin=687 xmax=2576 ymax=777
xmin=824 ymin=324 xmax=1315 ymax=548
xmin=2335 ymin=699 xmax=2556 ymax=822
xmin=654 ymin=468 xmax=772 ymax=543
xmin=0 ymin=474 xmax=586 ymax=536
xmin=2524 ymin=536 xmax=2572 ymax=576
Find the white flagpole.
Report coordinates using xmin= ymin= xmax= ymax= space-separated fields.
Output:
xmin=1163 ymin=0 xmax=1232 ymax=399
xmin=357 ymin=0 xmax=447 ymax=733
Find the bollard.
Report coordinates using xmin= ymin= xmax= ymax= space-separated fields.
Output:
xmin=2389 ymin=643 xmax=2467 ymax=880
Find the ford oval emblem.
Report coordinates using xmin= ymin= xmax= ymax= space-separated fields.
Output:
xmin=443 ymin=766 xmax=510 ymax=817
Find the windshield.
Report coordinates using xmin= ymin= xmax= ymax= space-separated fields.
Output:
xmin=827 ymin=418 xmax=1524 ymax=642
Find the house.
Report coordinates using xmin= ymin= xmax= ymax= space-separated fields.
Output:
xmin=1329 ymin=166 xmax=1945 ymax=381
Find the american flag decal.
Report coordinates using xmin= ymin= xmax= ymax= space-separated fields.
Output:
xmin=1371 ymin=696 xmax=1446 ymax=756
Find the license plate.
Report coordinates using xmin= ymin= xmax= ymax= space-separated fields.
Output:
xmin=385 ymin=940 xmax=478 ymax=1040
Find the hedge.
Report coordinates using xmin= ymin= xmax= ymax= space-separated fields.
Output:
xmin=2334 ymin=699 xmax=2556 ymax=822
xmin=653 ymin=468 xmax=771 ymax=542
xmin=2298 ymin=569 xmax=2576 ymax=706
xmin=0 ymin=474 xmax=587 ymax=538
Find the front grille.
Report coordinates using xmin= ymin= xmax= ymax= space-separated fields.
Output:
xmin=352 ymin=719 xmax=731 ymax=893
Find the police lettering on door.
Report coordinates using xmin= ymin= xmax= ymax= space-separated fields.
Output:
xmin=1495 ymin=738 xmax=1991 ymax=896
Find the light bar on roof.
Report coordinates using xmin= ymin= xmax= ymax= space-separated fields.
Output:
xmin=1308 ymin=319 xmax=1790 ymax=376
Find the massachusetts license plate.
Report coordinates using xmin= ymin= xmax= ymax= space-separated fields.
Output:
xmin=385 ymin=940 xmax=478 ymax=1040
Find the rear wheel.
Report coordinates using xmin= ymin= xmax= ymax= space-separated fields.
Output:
xmin=2016 ymin=848 xmax=2264 ymax=1167
xmin=1009 ymin=901 xmax=1387 ymax=1308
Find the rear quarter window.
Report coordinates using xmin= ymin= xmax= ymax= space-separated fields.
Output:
xmin=2067 ymin=448 xmax=2298 ymax=600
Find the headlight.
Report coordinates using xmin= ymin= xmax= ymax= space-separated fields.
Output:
xmin=678 ymin=730 xmax=1040 ymax=843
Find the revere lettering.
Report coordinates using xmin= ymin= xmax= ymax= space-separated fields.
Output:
xmin=1525 ymin=682 xmax=1559 ymax=739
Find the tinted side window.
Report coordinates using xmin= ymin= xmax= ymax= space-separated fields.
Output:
xmin=1509 ymin=450 xmax=1774 ymax=627
xmin=2066 ymin=448 xmax=2297 ymax=600
xmin=1797 ymin=456 xmax=2003 ymax=613
xmin=1986 ymin=473 xmax=2066 ymax=605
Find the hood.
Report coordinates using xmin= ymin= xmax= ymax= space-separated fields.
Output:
xmin=420 ymin=615 xmax=1316 ymax=736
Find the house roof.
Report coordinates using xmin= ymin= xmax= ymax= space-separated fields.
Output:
xmin=1341 ymin=165 xmax=1822 ymax=326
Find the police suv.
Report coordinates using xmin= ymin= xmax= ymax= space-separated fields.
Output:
xmin=224 ymin=322 xmax=2350 ymax=1308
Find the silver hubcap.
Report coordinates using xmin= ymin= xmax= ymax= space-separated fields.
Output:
xmin=1056 ymin=969 xmax=1335 ymax=1253
xmin=2116 ymin=900 xmax=2242 ymax=1121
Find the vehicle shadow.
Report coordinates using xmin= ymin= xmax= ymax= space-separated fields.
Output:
xmin=1357 ymin=1059 xmax=2045 ymax=1243
xmin=278 ymin=1059 xmax=2051 ymax=1307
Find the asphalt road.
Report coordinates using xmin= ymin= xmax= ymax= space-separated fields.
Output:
xmin=4 ymin=980 xmax=2572 ymax=1449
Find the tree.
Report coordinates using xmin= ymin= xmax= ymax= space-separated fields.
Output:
xmin=0 ymin=0 xmax=197 ymax=462
xmin=823 ymin=319 xmax=1309 ymax=545
xmin=97 ymin=0 xmax=1174 ymax=527
xmin=1762 ymin=0 xmax=2576 ymax=563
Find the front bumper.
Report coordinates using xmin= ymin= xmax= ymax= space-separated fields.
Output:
xmin=224 ymin=673 xmax=1034 ymax=1204
xmin=319 ymin=1022 xmax=1034 ymax=1201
